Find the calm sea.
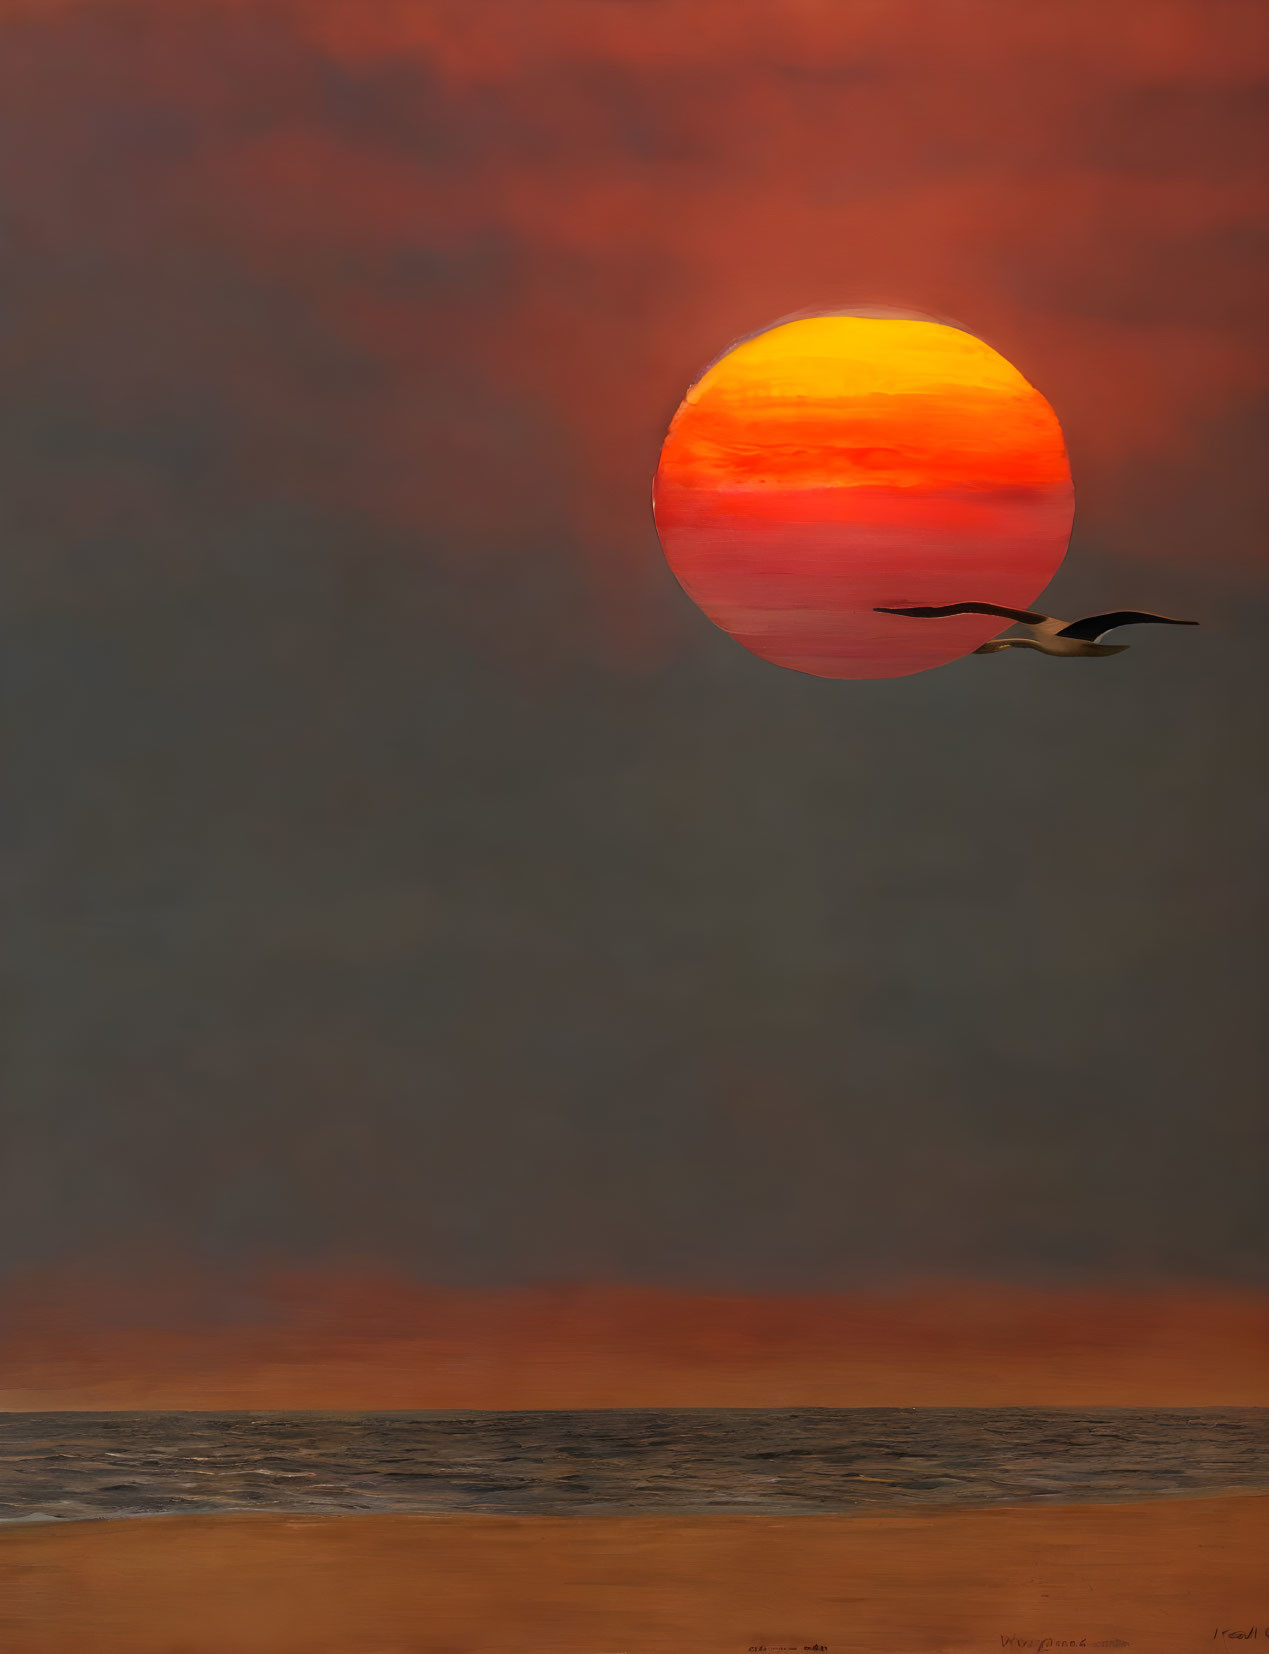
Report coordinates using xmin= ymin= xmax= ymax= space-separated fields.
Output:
xmin=2 ymin=1409 xmax=1266 ymax=1523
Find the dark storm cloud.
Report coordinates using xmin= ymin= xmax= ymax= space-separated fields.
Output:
xmin=0 ymin=0 xmax=1265 ymax=1292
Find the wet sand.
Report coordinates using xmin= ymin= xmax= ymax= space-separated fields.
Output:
xmin=1 ymin=1495 xmax=1264 ymax=1653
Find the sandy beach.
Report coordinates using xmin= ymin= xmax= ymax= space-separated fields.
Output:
xmin=1 ymin=1495 xmax=1263 ymax=1654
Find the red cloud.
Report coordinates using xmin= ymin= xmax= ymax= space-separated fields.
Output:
xmin=0 ymin=0 xmax=1263 ymax=667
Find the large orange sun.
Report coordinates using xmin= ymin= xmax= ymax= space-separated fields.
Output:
xmin=652 ymin=313 xmax=1074 ymax=679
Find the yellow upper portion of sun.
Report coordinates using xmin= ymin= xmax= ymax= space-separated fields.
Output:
xmin=658 ymin=314 xmax=1069 ymax=494
xmin=683 ymin=315 xmax=1036 ymax=406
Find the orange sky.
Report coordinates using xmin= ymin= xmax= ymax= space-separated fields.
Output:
xmin=654 ymin=315 xmax=1073 ymax=677
xmin=2 ymin=1273 xmax=1265 ymax=1410
xmin=0 ymin=0 xmax=1263 ymax=1401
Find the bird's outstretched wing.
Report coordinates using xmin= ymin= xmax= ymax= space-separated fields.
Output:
xmin=875 ymin=602 xmax=1049 ymax=624
xmin=1055 ymin=611 xmax=1198 ymax=642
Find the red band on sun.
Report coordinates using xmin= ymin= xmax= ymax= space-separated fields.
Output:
xmin=652 ymin=314 xmax=1074 ymax=679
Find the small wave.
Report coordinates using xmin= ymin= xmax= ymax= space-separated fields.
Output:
xmin=2 ymin=1409 xmax=1266 ymax=1522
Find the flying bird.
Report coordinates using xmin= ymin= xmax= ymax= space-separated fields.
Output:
xmin=874 ymin=602 xmax=1198 ymax=658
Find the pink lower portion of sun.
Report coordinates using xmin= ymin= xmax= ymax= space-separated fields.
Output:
xmin=654 ymin=481 xmax=1075 ymax=680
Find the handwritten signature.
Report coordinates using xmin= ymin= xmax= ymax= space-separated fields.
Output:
xmin=999 ymin=1640 xmax=1129 ymax=1650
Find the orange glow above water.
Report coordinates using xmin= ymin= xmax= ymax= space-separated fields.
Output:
xmin=653 ymin=315 xmax=1075 ymax=680
xmin=2 ymin=1273 xmax=1265 ymax=1411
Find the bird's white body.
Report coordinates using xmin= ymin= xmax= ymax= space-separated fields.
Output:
xmin=974 ymin=629 xmax=1126 ymax=658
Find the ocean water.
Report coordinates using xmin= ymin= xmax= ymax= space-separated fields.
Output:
xmin=1 ymin=1408 xmax=1266 ymax=1523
